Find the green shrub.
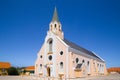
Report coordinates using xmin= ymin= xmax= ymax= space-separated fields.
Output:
xmin=8 ymin=67 xmax=19 ymax=75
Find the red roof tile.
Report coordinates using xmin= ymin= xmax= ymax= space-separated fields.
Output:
xmin=25 ymin=66 xmax=35 ymax=71
xmin=107 ymin=67 xmax=120 ymax=73
xmin=0 ymin=62 xmax=11 ymax=68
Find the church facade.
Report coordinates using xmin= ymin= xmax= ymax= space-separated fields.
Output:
xmin=35 ymin=8 xmax=107 ymax=78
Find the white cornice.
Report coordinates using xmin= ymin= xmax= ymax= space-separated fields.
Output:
xmin=92 ymin=51 xmax=105 ymax=62
xmin=56 ymin=36 xmax=69 ymax=47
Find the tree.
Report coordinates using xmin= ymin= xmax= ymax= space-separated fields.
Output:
xmin=7 ymin=67 xmax=19 ymax=75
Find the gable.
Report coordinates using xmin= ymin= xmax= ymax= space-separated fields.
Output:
xmin=38 ymin=43 xmax=45 ymax=55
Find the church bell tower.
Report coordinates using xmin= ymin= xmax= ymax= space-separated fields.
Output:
xmin=49 ymin=7 xmax=64 ymax=39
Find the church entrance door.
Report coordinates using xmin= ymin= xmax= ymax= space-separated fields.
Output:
xmin=47 ymin=67 xmax=51 ymax=77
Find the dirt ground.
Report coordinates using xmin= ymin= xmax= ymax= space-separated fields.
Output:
xmin=0 ymin=73 xmax=120 ymax=80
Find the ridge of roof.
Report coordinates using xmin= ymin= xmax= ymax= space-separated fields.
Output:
xmin=63 ymin=39 xmax=104 ymax=62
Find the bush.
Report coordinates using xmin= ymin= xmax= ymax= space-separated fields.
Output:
xmin=8 ymin=67 xmax=19 ymax=75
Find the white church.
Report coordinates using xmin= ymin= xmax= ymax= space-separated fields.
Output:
xmin=35 ymin=7 xmax=108 ymax=78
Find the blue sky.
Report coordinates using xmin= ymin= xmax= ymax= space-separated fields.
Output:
xmin=0 ymin=0 xmax=120 ymax=68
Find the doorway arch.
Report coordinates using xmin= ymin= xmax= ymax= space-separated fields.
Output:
xmin=47 ymin=67 xmax=51 ymax=77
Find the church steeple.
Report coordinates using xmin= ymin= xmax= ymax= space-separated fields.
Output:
xmin=52 ymin=7 xmax=59 ymax=22
xmin=49 ymin=7 xmax=64 ymax=39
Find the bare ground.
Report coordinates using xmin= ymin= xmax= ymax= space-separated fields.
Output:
xmin=0 ymin=73 xmax=120 ymax=80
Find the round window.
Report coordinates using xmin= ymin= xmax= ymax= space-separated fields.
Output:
xmin=60 ymin=51 xmax=63 ymax=55
xmin=48 ymin=55 xmax=52 ymax=60
xmin=76 ymin=58 xmax=79 ymax=63
xmin=40 ymin=64 xmax=42 ymax=67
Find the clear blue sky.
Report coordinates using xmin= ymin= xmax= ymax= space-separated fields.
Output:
xmin=0 ymin=0 xmax=120 ymax=68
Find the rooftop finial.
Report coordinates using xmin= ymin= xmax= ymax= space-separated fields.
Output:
xmin=52 ymin=7 xmax=59 ymax=22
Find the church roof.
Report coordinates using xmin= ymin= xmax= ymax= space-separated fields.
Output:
xmin=52 ymin=7 xmax=59 ymax=22
xmin=63 ymin=39 xmax=104 ymax=62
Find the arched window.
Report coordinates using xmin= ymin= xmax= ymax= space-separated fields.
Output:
xmin=76 ymin=58 xmax=79 ymax=63
xmin=94 ymin=62 xmax=96 ymax=72
xmin=55 ymin=24 xmax=57 ymax=29
xmin=59 ymin=25 xmax=61 ymax=31
xmin=102 ymin=65 xmax=104 ymax=73
xmin=87 ymin=61 xmax=89 ymax=65
xmin=87 ymin=61 xmax=90 ymax=73
xmin=97 ymin=63 xmax=99 ymax=67
xmin=60 ymin=62 xmax=63 ymax=69
xmin=82 ymin=59 xmax=85 ymax=63
xmin=100 ymin=64 xmax=101 ymax=72
xmin=40 ymin=64 xmax=42 ymax=69
xmin=49 ymin=40 xmax=52 ymax=52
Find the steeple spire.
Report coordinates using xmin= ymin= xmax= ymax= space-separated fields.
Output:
xmin=49 ymin=7 xmax=64 ymax=39
xmin=52 ymin=7 xmax=59 ymax=22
